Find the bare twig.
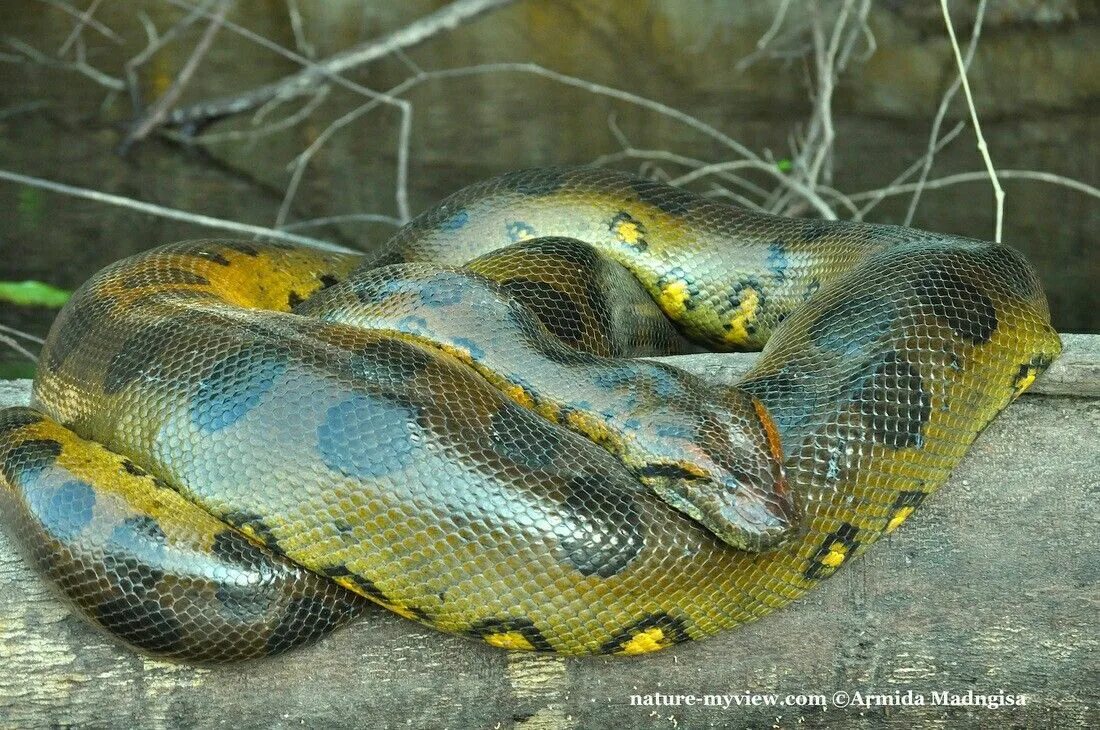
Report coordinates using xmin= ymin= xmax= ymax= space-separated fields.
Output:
xmin=906 ymin=0 xmax=988 ymax=226
xmin=0 ymin=324 xmax=46 ymax=345
xmin=170 ymin=86 xmax=329 ymax=145
xmin=166 ymin=0 xmax=518 ymax=130
xmin=57 ymin=0 xmax=105 ymax=57
xmin=120 ymin=0 xmax=233 ymax=152
xmin=38 ymin=0 xmax=123 ymax=45
xmin=847 ymin=169 xmax=1100 ymax=203
xmin=941 ymin=0 xmax=1003 ymax=241
xmin=4 ymin=36 xmax=124 ymax=90
xmin=165 ymin=0 xmax=411 ymax=224
xmin=0 ymin=169 xmax=355 ymax=252
xmin=857 ymin=120 xmax=966 ymax=219
xmin=280 ymin=213 xmax=403 ymax=231
xmin=285 ymin=0 xmax=315 ymax=59
xmin=0 ymin=334 xmax=38 ymax=364
xmin=123 ymin=2 xmax=214 ymax=115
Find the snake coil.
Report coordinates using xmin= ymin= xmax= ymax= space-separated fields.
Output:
xmin=0 ymin=167 xmax=1060 ymax=661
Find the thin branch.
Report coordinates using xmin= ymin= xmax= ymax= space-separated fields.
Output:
xmin=57 ymin=0 xmax=105 ymax=57
xmin=285 ymin=0 xmax=315 ymax=59
xmin=0 ymin=324 xmax=46 ymax=345
xmin=165 ymin=0 xmax=411 ymax=224
xmin=38 ymin=0 xmax=123 ymax=45
xmin=857 ymin=120 xmax=966 ymax=219
xmin=0 ymin=169 xmax=355 ymax=252
xmin=123 ymin=2 xmax=214 ymax=115
xmin=169 ymin=85 xmax=329 ymax=144
xmin=120 ymin=0 xmax=233 ymax=152
xmin=280 ymin=213 xmax=403 ymax=231
xmin=847 ymin=169 xmax=1100 ymax=203
xmin=941 ymin=0 xmax=1003 ymax=241
xmin=906 ymin=0 xmax=988 ymax=226
xmin=166 ymin=0 xmax=519 ymax=129
xmin=0 ymin=334 xmax=38 ymax=364
xmin=4 ymin=36 xmax=124 ymax=90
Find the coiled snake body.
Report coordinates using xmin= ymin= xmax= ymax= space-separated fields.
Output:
xmin=0 ymin=167 xmax=1060 ymax=661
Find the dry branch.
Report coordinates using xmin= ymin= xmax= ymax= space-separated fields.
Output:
xmin=120 ymin=0 xmax=233 ymax=152
xmin=164 ymin=0 xmax=518 ymax=131
xmin=0 ymin=169 xmax=353 ymax=252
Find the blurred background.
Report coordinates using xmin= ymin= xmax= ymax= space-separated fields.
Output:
xmin=0 ymin=0 xmax=1096 ymax=379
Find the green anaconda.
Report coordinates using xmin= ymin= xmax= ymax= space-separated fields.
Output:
xmin=0 ymin=167 xmax=1061 ymax=661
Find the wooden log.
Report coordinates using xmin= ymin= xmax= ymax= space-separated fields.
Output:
xmin=1 ymin=336 xmax=1097 ymax=729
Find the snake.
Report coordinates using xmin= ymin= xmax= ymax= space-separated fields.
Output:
xmin=0 ymin=167 xmax=1061 ymax=662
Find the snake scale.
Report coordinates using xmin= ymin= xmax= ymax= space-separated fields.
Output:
xmin=0 ymin=167 xmax=1061 ymax=662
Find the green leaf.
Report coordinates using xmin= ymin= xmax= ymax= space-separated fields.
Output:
xmin=0 ymin=280 xmax=72 ymax=308
xmin=776 ymin=159 xmax=793 ymax=172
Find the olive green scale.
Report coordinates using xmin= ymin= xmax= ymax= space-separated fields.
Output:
xmin=0 ymin=167 xmax=1061 ymax=661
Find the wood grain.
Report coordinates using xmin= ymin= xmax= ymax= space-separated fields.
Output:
xmin=0 ymin=343 xmax=1096 ymax=728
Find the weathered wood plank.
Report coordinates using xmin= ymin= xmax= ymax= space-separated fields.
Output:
xmin=0 ymin=343 xmax=1097 ymax=729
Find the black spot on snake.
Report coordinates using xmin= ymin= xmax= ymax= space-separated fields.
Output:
xmin=498 ymin=168 xmax=568 ymax=197
xmin=266 ymin=595 xmax=346 ymax=655
xmin=1 ymin=438 xmax=62 ymax=488
xmin=43 ymin=303 xmax=92 ymax=372
xmin=799 ymin=219 xmax=831 ymax=242
xmin=320 ymin=565 xmax=391 ymax=604
xmin=636 ymin=463 xmax=704 ymax=481
xmin=102 ymin=323 xmax=177 ymax=395
xmin=104 ymin=517 xmax=168 ymax=594
xmin=215 ymin=582 xmax=275 ymax=623
xmin=487 ymin=409 xmax=561 ymax=470
xmin=557 ymin=473 xmax=643 ymax=578
xmin=599 ymin=613 xmax=691 ymax=654
xmin=120 ymin=458 xmax=147 ymax=478
xmin=38 ymin=479 xmax=97 ymax=542
xmin=629 ymin=177 xmax=695 ymax=217
xmin=0 ymin=408 xmax=43 ymax=440
xmin=190 ymin=347 xmax=288 ymax=432
xmin=500 ymin=278 xmax=587 ymax=347
xmin=287 ymin=291 xmax=304 ymax=309
xmin=94 ymin=596 xmax=186 ymax=655
xmin=804 ymin=523 xmax=860 ymax=581
xmin=220 ymin=242 xmax=261 ymax=257
xmin=848 ymin=350 xmax=931 ymax=449
xmin=892 ymin=490 xmax=927 ymax=514
xmin=185 ymin=249 xmax=231 ymax=266
xmin=220 ymin=512 xmax=282 ymax=553
xmin=211 ymin=528 xmax=270 ymax=565
xmin=609 ymin=211 xmax=648 ymax=250
xmin=1012 ymin=354 xmax=1055 ymax=394
xmin=913 ymin=267 xmax=997 ymax=344
xmin=506 ymin=221 xmax=536 ymax=242
xmin=319 ymin=274 xmax=340 ymax=289
xmin=808 ymin=292 xmax=895 ymax=358
xmin=465 ymin=617 xmax=553 ymax=651
xmin=317 ymin=394 xmax=421 ymax=479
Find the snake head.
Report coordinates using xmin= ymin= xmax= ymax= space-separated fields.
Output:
xmin=639 ymin=390 xmax=796 ymax=553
